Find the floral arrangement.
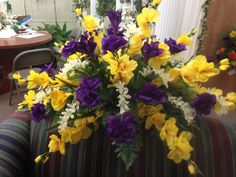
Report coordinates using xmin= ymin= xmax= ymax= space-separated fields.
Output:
xmin=0 ymin=9 xmax=11 ymax=30
xmin=14 ymin=0 xmax=236 ymax=175
xmin=215 ymin=30 xmax=236 ymax=70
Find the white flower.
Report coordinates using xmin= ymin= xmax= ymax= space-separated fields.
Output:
xmin=214 ymin=96 xmax=228 ymax=116
xmin=58 ymin=99 xmax=80 ymax=130
xmin=169 ymin=52 xmax=187 ymax=67
xmin=34 ymin=90 xmax=47 ymax=104
xmin=153 ymin=68 xmax=173 ymax=88
xmin=139 ymin=66 xmax=153 ymax=77
xmin=114 ymin=81 xmax=131 ymax=114
xmin=168 ymin=94 xmax=196 ymax=124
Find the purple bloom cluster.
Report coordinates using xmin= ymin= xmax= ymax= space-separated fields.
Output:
xmin=40 ymin=60 xmax=56 ymax=76
xmin=141 ymin=41 xmax=164 ymax=62
xmin=32 ymin=103 xmax=47 ymax=122
xmin=191 ymin=93 xmax=217 ymax=115
xmin=164 ymin=38 xmax=186 ymax=54
xmin=135 ymin=83 xmax=167 ymax=105
xmin=107 ymin=11 xmax=124 ymax=36
xmin=76 ymin=76 xmax=101 ymax=107
xmin=77 ymin=33 xmax=97 ymax=57
xmin=206 ymin=56 xmax=214 ymax=63
xmin=102 ymin=35 xmax=127 ymax=54
xmin=107 ymin=112 xmax=136 ymax=143
xmin=61 ymin=40 xmax=80 ymax=58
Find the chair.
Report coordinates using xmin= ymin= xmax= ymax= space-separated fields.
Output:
xmin=8 ymin=48 xmax=54 ymax=105
xmin=0 ymin=112 xmax=235 ymax=177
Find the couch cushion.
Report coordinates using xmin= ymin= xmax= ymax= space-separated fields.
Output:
xmin=30 ymin=117 xmax=236 ymax=177
xmin=0 ymin=111 xmax=30 ymax=177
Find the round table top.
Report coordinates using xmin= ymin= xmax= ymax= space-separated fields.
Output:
xmin=0 ymin=32 xmax=52 ymax=50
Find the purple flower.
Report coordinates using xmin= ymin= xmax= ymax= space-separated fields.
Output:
xmin=77 ymin=33 xmax=97 ymax=58
xmin=61 ymin=40 xmax=80 ymax=58
xmin=107 ymin=11 xmax=122 ymax=35
xmin=191 ymin=93 xmax=217 ymax=115
xmin=40 ymin=61 xmax=56 ymax=76
xmin=76 ymin=76 xmax=101 ymax=107
xmin=164 ymin=38 xmax=186 ymax=54
xmin=32 ymin=103 xmax=47 ymax=122
xmin=206 ymin=56 xmax=214 ymax=63
xmin=107 ymin=112 xmax=136 ymax=143
xmin=102 ymin=35 xmax=127 ymax=54
xmin=134 ymin=83 xmax=167 ymax=105
xmin=141 ymin=41 xmax=163 ymax=62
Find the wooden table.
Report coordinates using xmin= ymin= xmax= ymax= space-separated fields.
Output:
xmin=0 ymin=32 xmax=52 ymax=94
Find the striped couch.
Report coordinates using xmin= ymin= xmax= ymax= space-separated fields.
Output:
xmin=0 ymin=111 xmax=236 ymax=177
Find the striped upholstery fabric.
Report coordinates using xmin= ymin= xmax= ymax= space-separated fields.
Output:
xmin=30 ymin=117 xmax=236 ymax=177
xmin=0 ymin=112 xmax=30 ymax=177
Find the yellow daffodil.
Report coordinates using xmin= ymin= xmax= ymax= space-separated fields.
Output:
xmin=181 ymin=55 xmax=219 ymax=83
xmin=148 ymin=43 xmax=171 ymax=69
xmin=211 ymin=87 xmax=223 ymax=96
xmin=27 ymin=70 xmax=50 ymax=89
xmin=219 ymin=58 xmax=230 ymax=71
xmin=177 ymin=34 xmax=192 ymax=46
xmin=168 ymin=68 xmax=180 ymax=81
xmin=229 ymin=30 xmax=236 ymax=38
xmin=49 ymin=90 xmax=71 ymax=111
xmin=160 ymin=118 xmax=178 ymax=146
xmin=103 ymin=50 xmax=138 ymax=85
xmin=67 ymin=52 xmax=86 ymax=61
xmin=226 ymin=92 xmax=236 ymax=103
xmin=48 ymin=134 xmax=65 ymax=155
xmin=92 ymin=31 xmax=104 ymax=54
xmin=75 ymin=8 xmax=82 ymax=16
xmin=12 ymin=72 xmax=26 ymax=85
xmin=167 ymin=131 xmax=193 ymax=163
xmin=145 ymin=112 xmax=166 ymax=130
xmin=82 ymin=15 xmax=98 ymax=32
xmin=152 ymin=0 xmax=161 ymax=7
xmin=18 ymin=90 xmax=36 ymax=110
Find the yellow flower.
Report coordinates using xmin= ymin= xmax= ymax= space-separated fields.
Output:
xmin=138 ymin=104 xmax=163 ymax=118
xmin=75 ymin=8 xmax=82 ymax=16
xmin=34 ymin=155 xmax=43 ymax=164
xmin=148 ymin=43 xmax=171 ymax=69
xmin=82 ymin=15 xmax=98 ymax=32
xmin=181 ymin=55 xmax=219 ymax=83
xmin=128 ymin=35 xmax=143 ymax=57
xmin=49 ymin=90 xmax=71 ymax=111
xmin=211 ymin=87 xmax=223 ymax=96
xmin=152 ymin=0 xmax=161 ymax=7
xmin=67 ymin=52 xmax=86 ymax=61
xmin=187 ymin=163 xmax=196 ymax=175
xmin=177 ymin=34 xmax=192 ymax=46
xmin=219 ymin=58 xmax=230 ymax=71
xmin=168 ymin=68 xmax=180 ymax=81
xmin=229 ymin=30 xmax=236 ymax=38
xmin=167 ymin=131 xmax=193 ymax=163
xmin=160 ymin=118 xmax=178 ymax=146
xmin=27 ymin=70 xmax=50 ymax=89
xmin=193 ymin=84 xmax=208 ymax=94
xmin=145 ymin=112 xmax=166 ymax=130
xmin=103 ymin=50 xmax=138 ymax=85
xmin=13 ymin=72 xmax=26 ymax=85
xmin=18 ymin=90 xmax=36 ymax=110
xmin=48 ymin=134 xmax=65 ymax=155
xmin=137 ymin=8 xmax=160 ymax=27
xmin=226 ymin=92 xmax=236 ymax=103
xmin=92 ymin=31 xmax=104 ymax=53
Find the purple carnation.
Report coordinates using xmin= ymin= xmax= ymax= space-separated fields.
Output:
xmin=76 ymin=76 xmax=101 ymax=107
xmin=61 ymin=40 xmax=80 ymax=58
xmin=134 ymin=83 xmax=167 ymax=105
xmin=77 ymin=33 xmax=97 ymax=58
xmin=141 ymin=41 xmax=163 ymax=62
xmin=32 ymin=103 xmax=47 ymax=122
xmin=107 ymin=112 xmax=136 ymax=143
xmin=164 ymin=38 xmax=186 ymax=54
xmin=102 ymin=35 xmax=127 ymax=54
xmin=40 ymin=60 xmax=56 ymax=76
xmin=191 ymin=93 xmax=217 ymax=115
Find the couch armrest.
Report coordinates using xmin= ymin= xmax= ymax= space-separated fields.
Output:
xmin=0 ymin=111 xmax=30 ymax=177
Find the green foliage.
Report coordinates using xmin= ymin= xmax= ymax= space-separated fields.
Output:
xmin=37 ymin=22 xmax=72 ymax=46
xmin=113 ymin=135 xmax=142 ymax=170
xmin=96 ymin=0 xmax=116 ymax=17
xmin=5 ymin=1 xmax=12 ymax=13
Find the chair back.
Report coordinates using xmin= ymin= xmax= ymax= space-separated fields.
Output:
xmin=12 ymin=48 xmax=54 ymax=71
